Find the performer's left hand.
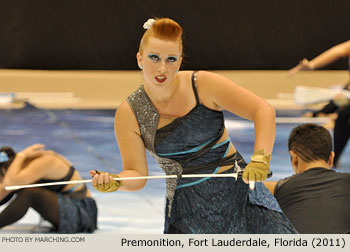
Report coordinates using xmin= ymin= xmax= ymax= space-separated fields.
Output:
xmin=242 ymin=149 xmax=270 ymax=185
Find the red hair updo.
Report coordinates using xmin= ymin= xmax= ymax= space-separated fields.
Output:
xmin=139 ymin=18 xmax=183 ymax=55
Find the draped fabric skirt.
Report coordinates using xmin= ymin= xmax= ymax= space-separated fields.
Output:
xmin=164 ymin=165 xmax=297 ymax=234
xmin=57 ymin=195 xmax=98 ymax=233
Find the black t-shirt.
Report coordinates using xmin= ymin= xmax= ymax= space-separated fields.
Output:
xmin=274 ymin=167 xmax=350 ymax=233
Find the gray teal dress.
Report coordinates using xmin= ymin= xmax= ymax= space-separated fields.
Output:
xmin=126 ymin=71 xmax=297 ymax=234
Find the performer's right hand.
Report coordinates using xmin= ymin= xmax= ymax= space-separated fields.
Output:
xmin=89 ymin=170 xmax=121 ymax=192
xmin=287 ymin=58 xmax=314 ymax=76
xmin=18 ymin=143 xmax=45 ymax=160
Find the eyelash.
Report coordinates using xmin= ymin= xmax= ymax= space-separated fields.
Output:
xmin=148 ymin=54 xmax=178 ymax=63
xmin=167 ymin=56 xmax=178 ymax=63
xmin=148 ymin=54 xmax=160 ymax=61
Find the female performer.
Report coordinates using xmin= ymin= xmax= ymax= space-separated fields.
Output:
xmin=90 ymin=18 xmax=296 ymax=234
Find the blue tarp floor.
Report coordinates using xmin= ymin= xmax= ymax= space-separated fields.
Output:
xmin=1 ymin=103 xmax=349 ymax=233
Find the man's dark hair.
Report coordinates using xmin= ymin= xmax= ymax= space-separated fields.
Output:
xmin=288 ymin=123 xmax=332 ymax=163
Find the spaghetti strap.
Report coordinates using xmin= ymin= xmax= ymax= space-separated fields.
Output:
xmin=191 ymin=71 xmax=200 ymax=105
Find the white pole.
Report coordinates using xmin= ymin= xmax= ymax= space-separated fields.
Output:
xmin=5 ymin=172 xmax=254 ymax=191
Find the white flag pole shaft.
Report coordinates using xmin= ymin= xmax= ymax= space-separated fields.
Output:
xmin=5 ymin=172 xmax=243 ymax=191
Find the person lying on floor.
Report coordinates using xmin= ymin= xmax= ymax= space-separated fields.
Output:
xmin=264 ymin=123 xmax=350 ymax=233
xmin=0 ymin=144 xmax=97 ymax=233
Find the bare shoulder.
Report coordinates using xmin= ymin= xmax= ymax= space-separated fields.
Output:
xmin=115 ymin=100 xmax=133 ymax=116
xmin=43 ymin=150 xmax=72 ymax=167
xmin=177 ymin=70 xmax=221 ymax=83
xmin=176 ymin=70 xmax=194 ymax=86
xmin=177 ymin=70 xmax=194 ymax=78
xmin=115 ymin=100 xmax=140 ymax=135
xmin=193 ymin=70 xmax=237 ymax=110
xmin=26 ymin=155 xmax=55 ymax=173
xmin=35 ymin=153 xmax=56 ymax=163
xmin=115 ymin=101 xmax=137 ymax=122
xmin=30 ymin=154 xmax=75 ymax=181
xmin=195 ymin=70 xmax=234 ymax=84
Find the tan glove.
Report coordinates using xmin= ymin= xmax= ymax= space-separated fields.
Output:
xmin=333 ymin=93 xmax=349 ymax=107
xmin=94 ymin=170 xmax=122 ymax=192
xmin=242 ymin=149 xmax=271 ymax=182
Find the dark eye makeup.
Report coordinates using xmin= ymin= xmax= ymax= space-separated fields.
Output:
xmin=166 ymin=56 xmax=178 ymax=62
xmin=148 ymin=54 xmax=160 ymax=61
xmin=148 ymin=53 xmax=178 ymax=63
